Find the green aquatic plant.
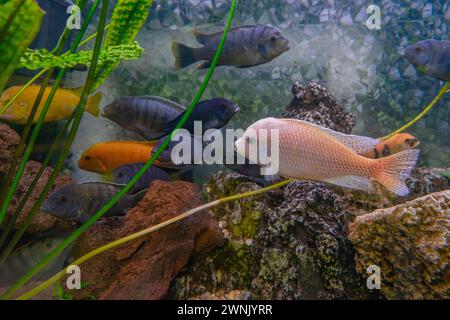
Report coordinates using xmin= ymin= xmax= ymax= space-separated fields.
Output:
xmin=18 ymin=178 xmax=291 ymax=300
xmin=381 ymin=82 xmax=449 ymax=140
xmin=0 ymin=0 xmax=99 ymax=240
xmin=0 ymin=0 xmax=44 ymax=92
xmin=3 ymin=0 xmax=238 ymax=300
xmin=0 ymin=0 xmax=108 ymax=299
xmin=19 ymin=42 xmax=143 ymax=70
xmin=92 ymin=0 xmax=154 ymax=90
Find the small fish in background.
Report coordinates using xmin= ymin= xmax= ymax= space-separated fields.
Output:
xmin=109 ymin=163 xmax=171 ymax=193
xmin=172 ymin=25 xmax=290 ymax=69
xmin=0 ymin=231 xmax=72 ymax=286
xmin=0 ymin=85 xmax=102 ymax=125
xmin=163 ymin=98 xmax=240 ymax=135
xmin=78 ymin=140 xmax=160 ymax=174
xmin=102 ymin=96 xmax=185 ymax=140
xmin=41 ymin=182 xmax=146 ymax=223
xmin=235 ymin=118 xmax=420 ymax=196
xmin=401 ymin=39 xmax=450 ymax=82
xmin=363 ymin=133 xmax=420 ymax=159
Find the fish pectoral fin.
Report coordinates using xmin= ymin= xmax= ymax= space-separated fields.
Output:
xmin=322 ymin=175 xmax=372 ymax=192
xmin=280 ymin=118 xmax=380 ymax=155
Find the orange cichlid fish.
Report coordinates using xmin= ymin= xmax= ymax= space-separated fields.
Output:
xmin=363 ymin=133 xmax=420 ymax=159
xmin=0 ymin=85 xmax=101 ymax=125
xmin=235 ymin=118 xmax=420 ymax=196
xmin=78 ymin=141 xmax=161 ymax=174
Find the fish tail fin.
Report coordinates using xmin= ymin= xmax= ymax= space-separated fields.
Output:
xmin=373 ymin=149 xmax=420 ymax=196
xmin=171 ymin=42 xmax=197 ymax=69
xmin=86 ymin=92 xmax=102 ymax=117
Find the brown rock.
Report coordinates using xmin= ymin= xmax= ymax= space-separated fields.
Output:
xmin=0 ymin=122 xmax=73 ymax=233
xmin=71 ymin=180 xmax=224 ymax=300
xmin=0 ymin=123 xmax=20 ymax=173
xmin=6 ymin=161 xmax=73 ymax=233
xmin=349 ymin=190 xmax=450 ymax=299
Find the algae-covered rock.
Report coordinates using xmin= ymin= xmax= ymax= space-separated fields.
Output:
xmin=349 ymin=190 xmax=450 ymax=299
xmin=169 ymin=173 xmax=371 ymax=299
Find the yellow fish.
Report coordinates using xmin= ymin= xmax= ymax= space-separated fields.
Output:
xmin=362 ymin=133 xmax=420 ymax=159
xmin=0 ymin=85 xmax=101 ymax=125
xmin=235 ymin=118 xmax=420 ymax=196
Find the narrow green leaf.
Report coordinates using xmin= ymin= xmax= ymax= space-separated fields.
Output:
xmin=0 ymin=0 xmax=44 ymax=92
xmin=92 ymin=0 xmax=153 ymax=90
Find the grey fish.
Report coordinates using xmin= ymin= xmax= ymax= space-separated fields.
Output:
xmin=111 ymin=163 xmax=171 ymax=193
xmin=152 ymin=134 xmax=204 ymax=169
xmin=0 ymin=232 xmax=71 ymax=286
xmin=163 ymin=98 xmax=240 ymax=134
xmin=172 ymin=25 xmax=290 ymax=69
xmin=41 ymin=182 xmax=146 ymax=223
xmin=401 ymin=39 xmax=450 ymax=82
xmin=102 ymin=96 xmax=185 ymax=140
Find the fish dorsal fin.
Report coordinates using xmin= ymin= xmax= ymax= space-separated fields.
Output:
xmin=142 ymin=96 xmax=186 ymax=112
xmin=192 ymin=29 xmax=212 ymax=45
xmin=79 ymin=181 xmax=127 ymax=187
xmin=279 ymin=118 xmax=380 ymax=155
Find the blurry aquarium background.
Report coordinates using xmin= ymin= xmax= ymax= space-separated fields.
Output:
xmin=65 ymin=0 xmax=449 ymax=183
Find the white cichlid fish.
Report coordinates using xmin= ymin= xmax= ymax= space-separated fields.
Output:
xmin=235 ymin=117 xmax=420 ymax=196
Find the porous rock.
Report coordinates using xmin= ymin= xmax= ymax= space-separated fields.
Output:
xmin=0 ymin=123 xmax=20 ymax=173
xmin=0 ymin=123 xmax=73 ymax=233
xmin=169 ymin=174 xmax=371 ymax=299
xmin=282 ymin=81 xmax=356 ymax=133
xmin=70 ymin=180 xmax=224 ymax=300
xmin=349 ymin=190 xmax=450 ymax=299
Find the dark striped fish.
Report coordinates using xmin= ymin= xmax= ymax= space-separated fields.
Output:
xmin=401 ymin=39 xmax=450 ymax=82
xmin=172 ymin=25 xmax=290 ymax=69
xmin=41 ymin=182 xmax=146 ymax=223
xmin=152 ymin=134 xmax=203 ymax=169
xmin=0 ymin=232 xmax=71 ymax=286
xmin=111 ymin=163 xmax=171 ymax=192
xmin=225 ymin=150 xmax=280 ymax=186
xmin=102 ymin=96 xmax=185 ymax=140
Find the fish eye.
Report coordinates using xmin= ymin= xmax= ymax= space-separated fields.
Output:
xmin=59 ymin=196 xmax=67 ymax=204
xmin=404 ymin=138 xmax=410 ymax=144
xmin=270 ymin=36 xmax=277 ymax=43
xmin=415 ymin=47 xmax=422 ymax=54
xmin=84 ymin=155 xmax=91 ymax=160
xmin=117 ymin=172 xmax=124 ymax=178
xmin=246 ymin=136 xmax=256 ymax=144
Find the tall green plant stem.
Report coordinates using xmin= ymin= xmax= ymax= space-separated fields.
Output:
xmin=0 ymin=18 xmax=106 ymax=250
xmin=381 ymin=82 xmax=449 ymax=140
xmin=0 ymin=0 xmax=102 ymax=268
xmin=0 ymin=0 xmax=238 ymax=300
xmin=18 ymin=178 xmax=292 ymax=300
